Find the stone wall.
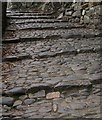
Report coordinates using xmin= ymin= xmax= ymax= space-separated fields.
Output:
xmin=8 ymin=2 xmax=101 ymax=27
xmin=64 ymin=2 xmax=101 ymax=26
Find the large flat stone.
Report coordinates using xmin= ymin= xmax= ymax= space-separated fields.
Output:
xmin=55 ymin=80 xmax=92 ymax=90
xmin=5 ymin=87 xmax=26 ymax=95
xmin=27 ymin=83 xmax=51 ymax=93
xmin=2 ymin=97 xmax=14 ymax=106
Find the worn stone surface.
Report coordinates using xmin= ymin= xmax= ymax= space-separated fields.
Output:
xmin=13 ymin=100 xmax=22 ymax=107
xmin=29 ymin=90 xmax=45 ymax=99
xmin=24 ymin=99 xmax=35 ymax=105
xmin=2 ymin=97 xmax=14 ymax=106
xmin=46 ymin=92 xmax=60 ymax=99
xmin=5 ymin=87 xmax=26 ymax=95
xmin=2 ymin=9 xmax=101 ymax=119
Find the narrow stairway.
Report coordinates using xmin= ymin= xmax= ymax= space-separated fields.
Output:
xmin=1 ymin=10 xmax=101 ymax=119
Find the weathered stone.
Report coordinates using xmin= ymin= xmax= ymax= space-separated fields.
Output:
xmin=80 ymin=16 xmax=84 ymax=24
xmin=74 ymin=3 xmax=82 ymax=10
xmin=87 ymin=63 xmax=101 ymax=74
xmin=5 ymin=87 xmax=26 ymax=95
xmin=94 ymin=19 xmax=100 ymax=25
xmin=69 ymin=101 xmax=87 ymax=110
xmin=70 ymin=92 xmax=80 ymax=97
xmin=16 ymin=105 xmax=24 ymax=110
xmin=74 ymin=18 xmax=80 ymax=23
xmin=2 ymin=97 xmax=14 ymax=106
xmin=82 ymin=10 xmax=86 ymax=16
xmin=65 ymin=11 xmax=73 ymax=16
xmin=28 ymin=114 xmax=43 ymax=118
xmin=46 ymin=92 xmax=60 ymax=99
xmin=27 ymin=83 xmax=50 ymax=92
xmin=89 ymin=7 xmax=94 ymax=15
xmin=2 ymin=3 xmax=101 ymax=118
xmin=94 ymin=5 xmax=101 ymax=15
xmin=46 ymin=77 xmax=62 ymax=85
xmin=65 ymin=97 xmax=72 ymax=103
xmin=29 ymin=90 xmax=45 ymax=98
xmin=84 ymin=15 xmax=90 ymax=24
xmin=13 ymin=100 xmax=22 ymax=107
xmin=57 ymin=101 xmax=69 ymax=113
xmin=53 ymin=103 xmax=58 ymax=112
xmin=3 ymin=55 xmax=17 ymax=60
xmin=24 ymin=99 xmax=35 ymax=105
xmin=19 ymin=95 xmax=28 ymax=101
xmin=55 ymin=80 xmax=92 ymax=90
xmin=38 ymin=106 xmax=52 ymax=113
xmin=3 ymin=105 xmax=11 ymax=111
xmin=93 ymin=89 xmax=100 ymax=94
xmin=12 ymin=116 xmax=22 ymax=119
xmin=72 ymin=11 xmax=81 ymax=17
xmin=38 ymin=52 xmax=56 ymax=58
xmin=58 ymin=106 xmax=66 ymax=113
xmin=25 ymin=107 xmax=38 ymax=114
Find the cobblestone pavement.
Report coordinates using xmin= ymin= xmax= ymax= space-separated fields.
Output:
xmin=1 ymin=11 xmax=102 ymax=119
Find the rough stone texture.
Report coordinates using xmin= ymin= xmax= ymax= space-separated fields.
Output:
xmin=13 ymin=100 xmax=22 ymax=107
xmin=24 ymin=99 xmax=35 ymax=105
xmin=5 ymin=87 xmax=26 ymax=95
xmin=64 ymin=2 xmax=101 ymax=27
xmin=2 ymin=7 xmax=101 ymax=119
xmin=84 ymin=15 xmax=90 ymax=24
xmin=46 ymin=92 xmax=60 ymax=99
xmin=29 ymin=90 xmax=45 ymax=98
xmin=2 ymin=97 xmax=14 ymax=106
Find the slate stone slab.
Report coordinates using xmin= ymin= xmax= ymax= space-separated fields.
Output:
xmin=5 ymin=87 xmax=26 ymax=96
xmin=2 ymin=97 xmax=14 ymax=106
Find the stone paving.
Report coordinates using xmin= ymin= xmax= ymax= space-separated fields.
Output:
xmin=1 ymin=11 xmax=102 ymax=119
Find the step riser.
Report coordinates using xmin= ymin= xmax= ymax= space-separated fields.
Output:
xmin=7 ymin=16 xmax=55 ymax=19
xmin=2 ymin=48 xmax=101 ymax=62
xmin=7 ymin=26 xmax=86 ymax=31
xmin=2 ymin=33 xmax=102 ymax=44
xmin=7 ymin=13 xmax=53 ymax=16
xmin=9 ymin=20 xmax=70 ymax=24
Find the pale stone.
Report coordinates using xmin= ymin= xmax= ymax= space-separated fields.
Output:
xmin=84 ymin=15 xmax=90 ymax=24
xmin=13 ymin=100 xmax=22 ymax=107
xmin=46 ymin=92 xmax=60 ymax=99
xmin=53 ymin=104 xmax=58 ymax=112
xmin=82 ymin=10 xmax=85 ymax=16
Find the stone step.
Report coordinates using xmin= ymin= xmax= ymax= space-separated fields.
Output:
xmin=6 ymin=10 xmax=53 ymax=14
xmin=2 ymin=52 xmax=101 ymax=95
xmin=3 ymin=37 xmax=101 ymax=60
xmin=3 ymin=79 xmax=92 ymax=97
xmin=3 ymin=33 xmax=102 ymax=44
xmin=7 ymin=23 xmax=86 ymax=31
xmin=7 ymin=16 xmax=55 ymax=19
xmin=2 ymin=93 xmax=100 ymax=118
xmin=7 ymin=12 xmax=53 ymax=16
xmin=2 ymin=35 xmax=61 ymax=43
xmin=3 ymin=8 xmax=101 ymax=119
xmin=2 ymin=54 xmax=32 ymax=62
xmin=2 ymin=42 xmax=101 ymax=117
xmin=3 ymin=33 xmax=101 ymax=44
xmin=9 ymin=19 xmax=70 ymax=24
xmin=7 ymin=26 xmax=85 ymax=31
xmin=2 ymin=47 xmax=101 ymax=61
xmin=3 ymin=28 xmax=101 ymax=40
